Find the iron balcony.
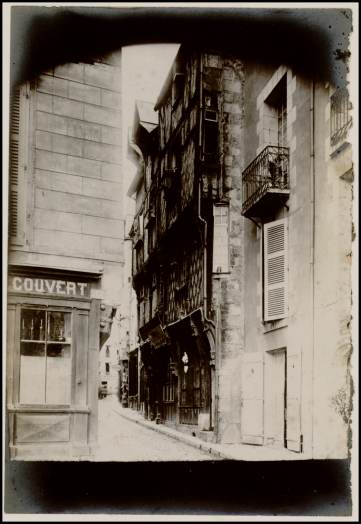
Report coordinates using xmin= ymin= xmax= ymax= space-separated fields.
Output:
xmin=241 ymin=145 xmax=290 ymax=218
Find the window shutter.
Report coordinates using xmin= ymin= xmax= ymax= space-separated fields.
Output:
xmin=263 ymin=218 xmax=288 ymax=321
xmin=9 ymin=88 xmax=21 ymax=239
xmin=9 ymin=85 xmax=27 ymax=245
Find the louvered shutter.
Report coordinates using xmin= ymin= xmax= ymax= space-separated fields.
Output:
xmin=9 ymin=88 xmax=21 ymax=240
xmin=263 ymin=218 xmax=288 ymax=321
xmin=9 ymin=85 xmax=26 ymax=245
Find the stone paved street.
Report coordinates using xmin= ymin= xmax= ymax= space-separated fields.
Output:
xmin=94 ymin=395 xmax=217 ymax=461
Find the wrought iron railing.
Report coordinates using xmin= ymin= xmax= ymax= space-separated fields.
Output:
xmin=331 ymin=87 xmax=352 ymax=146
xmin=241 ymin=145 xmax=289 ymax=216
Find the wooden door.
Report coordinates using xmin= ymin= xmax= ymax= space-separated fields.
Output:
xmin=241 ymin=352 xmax=264 ymax=445
xmin=264 ymin=349 xmax=287 ymax=448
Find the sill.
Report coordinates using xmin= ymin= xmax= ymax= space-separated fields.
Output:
xmin=212 ymin=271 xmax=231 ymax=278
xmin=263 ymin=318 xmax=288 ymax=333
xmin=7 ymin=405 xmax=90 ymax=414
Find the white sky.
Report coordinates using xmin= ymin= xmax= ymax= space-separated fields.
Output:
xmin=121 ymin=43 xmax=180 ymax=196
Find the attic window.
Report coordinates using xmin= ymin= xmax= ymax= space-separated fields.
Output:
xmin=172 ymin=72 xmax=185 ymax=107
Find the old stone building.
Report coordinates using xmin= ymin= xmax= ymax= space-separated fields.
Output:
xmin=6 ymin=52 xmax=124 ymax=460
xmin=128 ymin=45 xmax=353 ymax=458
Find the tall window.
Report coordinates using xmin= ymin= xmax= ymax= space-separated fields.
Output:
xmin=277 ymin=89 xmax=287 ymax=147
xmin=20 ymin=309 xmax=72 ymax=405
xmin=202 ymin=90 xmax=219 ymax=160
xmin=213 ymin=205 xmax=229 ymax=273
xmin=264 ymin=75 xmax=287 ymax=148
xmin=263 ymin=218 xmax=288 ymax=321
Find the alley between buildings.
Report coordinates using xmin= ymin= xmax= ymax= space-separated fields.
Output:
xmin=94 ymin=395 xmax=217 ymax=462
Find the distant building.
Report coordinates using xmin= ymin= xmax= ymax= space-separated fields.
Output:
xmin=128 ymin=45 xmax=353 ymax=458
xmin=6 ymin=52 xmax=124 ymax=460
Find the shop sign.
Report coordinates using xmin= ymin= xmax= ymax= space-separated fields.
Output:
xmin=8 ymin=275 xmax=90 ymax=297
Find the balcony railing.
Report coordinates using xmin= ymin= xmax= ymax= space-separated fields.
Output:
xmin=331 ymin=87 xmax=352 ymax=147
xmin=241 ymin=145 xmax=290 ymax=218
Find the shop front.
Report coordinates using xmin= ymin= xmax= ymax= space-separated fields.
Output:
xmin=6 ymin=266 xmax=101 ymax=460
xmin=166 ymin=309 xmax=213 ymax=431
xmin=137 ymin=309 xmax=214 ymax=432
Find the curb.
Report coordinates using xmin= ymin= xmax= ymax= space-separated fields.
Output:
xmin=111 ymin=406 xmax=228 ymax=460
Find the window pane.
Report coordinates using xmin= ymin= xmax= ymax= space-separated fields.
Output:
xmin=46 ymin=344 xmax=71 ymax=404
xmin=47 ymin=312 xmax=71 ymax=342
xmin=21 ymin=309 xmax=46 ymax=341
xmin=20 ymin=342 xmax=46 ymax=404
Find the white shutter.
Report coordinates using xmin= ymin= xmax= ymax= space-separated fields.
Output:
xmin=213 ymin=205 xmax=229 ymax=273
xmin=263 ymin=218 xmax=288 ymax=321
xmin=241 ymin=352 xmax=264 ymax=445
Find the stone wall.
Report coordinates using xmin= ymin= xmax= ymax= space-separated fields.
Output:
xmin=9 ymin=52 xmax=124 ymax=305
xmin=211 ymin=54 xmax=246 ymax=444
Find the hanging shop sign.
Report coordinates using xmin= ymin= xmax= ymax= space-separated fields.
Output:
xmin=8 ymin=275 xmax=90 ymax=298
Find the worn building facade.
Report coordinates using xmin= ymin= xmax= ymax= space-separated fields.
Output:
xmin=128 ymin=45 xmax=353 ymax=458
xmin=6 ymin=52 xmax=124 ymax=460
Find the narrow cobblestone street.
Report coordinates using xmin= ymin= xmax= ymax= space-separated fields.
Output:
xmin=94 ymin=395 xmax=216 ymax=461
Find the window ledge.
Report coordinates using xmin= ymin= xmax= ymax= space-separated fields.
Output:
xmin=263 ymin=318 xmax=288 ymax=333
xmin=7 ymin=405 xmax=90 ymax=414
xmin=212 ymin=271 xmax=231 ymax=277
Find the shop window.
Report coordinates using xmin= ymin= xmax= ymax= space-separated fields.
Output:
xmin=19 ymin=309 xmax=71 ymax=405
xmin=213 ymin=205 xmax=229 ymax=273
xmin=263 ymin=218 xmax=288 ymax=321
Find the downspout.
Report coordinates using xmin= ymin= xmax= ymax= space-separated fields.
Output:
xmin=198 ymin=51 xmax=216 ymax=430
xmin=310 ymin=80 xmax=316 ymax=456
xmin=198 ymin=52 xmax=208 ymax=316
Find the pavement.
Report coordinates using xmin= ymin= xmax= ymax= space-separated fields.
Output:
xmin=100 ymin=395 xmax=310 ymax=462
xmin=94 ymin=395 xmax=217 ymax=461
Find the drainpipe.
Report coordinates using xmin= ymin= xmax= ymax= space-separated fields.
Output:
xmin=310 ymin=80 xmax=316 ymax=456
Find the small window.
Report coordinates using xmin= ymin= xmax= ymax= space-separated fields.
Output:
xmin=172 ymin=73 xmax=185 ymax=107
xmin=105 ymin=346 xmax=110 ymax=358
xmin=213 ymin=205 xmax=229 ymax=273
xmin=105 ymin=362 xmax=110 ymax=374
xmin=263 ymin=218 xmax=288 ymax=321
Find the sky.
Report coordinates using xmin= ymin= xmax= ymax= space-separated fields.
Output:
xmin=121 ymin=43 xmax=180 ymax=196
